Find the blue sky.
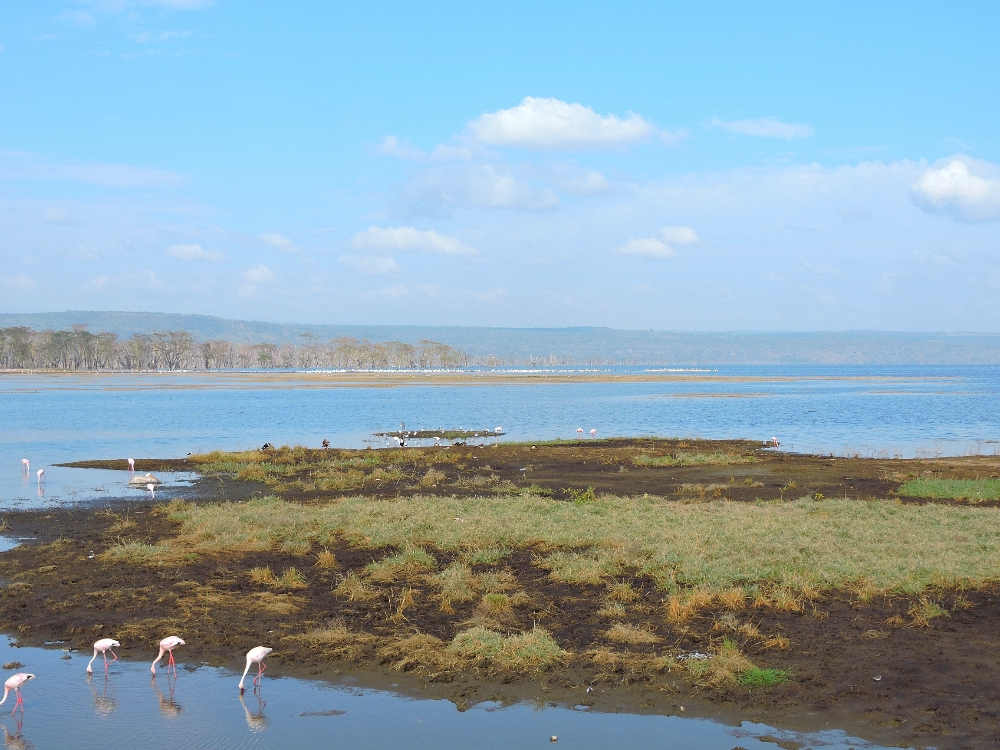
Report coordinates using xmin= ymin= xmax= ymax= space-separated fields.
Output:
xmin=2 ymin=1 xmax=999 ymax=331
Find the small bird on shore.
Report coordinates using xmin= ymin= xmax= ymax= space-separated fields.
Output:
xmin=20 ymin=459 xmax=29 ymax=474
xmin=0 ymin=674 xmax=34 ymax=714
xmin=87 ymin=638 xmax=121 ymax=674
xmin=239 ymin=647 xmax=272 ymax=693
xmin=36 ymin=469 xmax=44 ymax=484
xmin=151 ymin=636 xmax=185 ymax=675
xmin=127 ymin=458 xmax=135 ymax=473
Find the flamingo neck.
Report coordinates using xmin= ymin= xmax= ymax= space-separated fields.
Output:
xmin=0 ymin=687 xmax=9 ymax=706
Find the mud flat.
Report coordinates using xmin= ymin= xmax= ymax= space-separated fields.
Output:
xmin=8 ymin=438 xmax=1000 ymax=749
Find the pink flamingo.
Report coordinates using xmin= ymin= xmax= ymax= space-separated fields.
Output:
xmin=127 ymin=458 xmax=135 ymax=474
xmin=576 ymin=428 xmax=584 ymax=439
xmin=589 ymin=429 xmax=597 ymax=438
xmin=771 ymin=437 xmax=780 ymax=448
xmin=20 ymin=460 xmax=29 ymax=474
xmin=239 ymin=647 xmax=272 ymax=693
xmin=87 ymin=638 xmax=121 ymax=674
xmin=146 ymin=483 xmax=156 ymax=500
xmin=151 ymin=636 xmax=185 ymax=675
xmin=0 ymin=674 xmax=34 ymax=714
xmin=36 ymin=469 xmax=44 ymax=484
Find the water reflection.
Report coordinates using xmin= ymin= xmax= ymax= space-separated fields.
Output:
xmin=86 ymin=674 xmax=116 ymax=717
xmin=0 ymin=720 xmax=29 ymax=750
xmin=239 ymin=691 xmax=268 ymax=732
xmin=150 ymin=677 xmax=182 ymax=718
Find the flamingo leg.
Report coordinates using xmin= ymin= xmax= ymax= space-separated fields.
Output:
xmin=254 ymin=661 xmax=267 ymax=687
xmin=12 ymin=689 xmax=21 ymax=715
xmin=109 ymin=649 xmax=119 ymax=664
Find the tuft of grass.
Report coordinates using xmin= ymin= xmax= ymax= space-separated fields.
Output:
xmin=597 ymin=601 xmax=627 ymax=618
xmin=289 ymin=621 xmax=377 ymax=660
xmin=684 ymin=638 xmax=754 ymax=686
xmin=249 ymin=566 xmax=279 ymax=586
xmin=314 ymin=549 xmax=338 ymax=569
xmin=464 ymin=545 xmax=511 ymax=565
xmin=278 ymin=567 xmax=307 ymax=589
xmin=522 ymin=484 xmax=554 ymax=497
xmin=390 ymin=588 xmax=416 ymax=622
xmin=606 ymin=580 xmax=641 ymax=603
xmin=718 ymin=587 xmax=747 ymax=610
xmin=432 ymin=562 xmax=478 ymax=603
xmin=448 ymin=626 xmax=565 ymax=673
xmin=334 ymin=572 xmax=377 ymax=601
xmin=898 ymin=477 xmax=1000 ymax=502
xmin=738 ymin=666 xmax=789 ymax=688
xmin=909 ymin=597 xmax=949 ymax=627
xmin=605 ymin=623 xmax=661 ymax=644
xmin=420 ymin=468 xmax=447 ymax=487
xmin=666 ymin=590 xmax=714 ymax=623
xmin=365 ymin=547 xmax=437 ymax=582
xmin=567 ymin=487 xmax=598 ymax=503
xmin=540 ymin=549 xmax=625 ymax=585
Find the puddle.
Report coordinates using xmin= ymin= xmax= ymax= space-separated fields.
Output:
xmin=0 ymin=538 xmax=19 ymax=553
xmin=0 ymin=640 xmax=902 ymax=749
xmin=0 ymin=467 xmax=198 ymax=510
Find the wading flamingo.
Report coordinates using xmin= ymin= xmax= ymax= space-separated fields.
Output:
xmin=87 ymin=638 xmax=120 ymax=674
xmin=151 ymin=636 xmax=185 ymax=675
xmin=590 ymin=429 xmax=597 ymax=438
xmin=36 ymin=469 xmax=44 ymax=484
xmin=127 ymin=458 xmax=135 ymax=474
xmin=239 ymin=647 xmax=272 ymax=693
xmin=0 ymin=674 xmax=34 ymax=714
xmin=146 ymin=483 xmax=156 ymax=499
xmin=576 ymin=428 xmax=584 ymax=439
xmin=771 ymin=437 xmax=780 ymax=448
xmin=19 ymin=460 xmax=28 ymax=474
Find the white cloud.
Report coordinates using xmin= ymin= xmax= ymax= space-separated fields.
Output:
xmin=0 ymin=151 xmax=184 ymax=187
xmin=381 ymin=284 xmax=408 ymax=298
xmin=468 ymin=97 xmax=672 ymax=150
xmin=615 ymin=238 xmax=676 ymax=259
xmin=710 ymin=117 xmax=814 ymax=139
xmin=259 ymin=233 xmax=300 ymax=254
xmin=242 ymin=264 xmax=276 ymax=284
xmin=3 ymin=273 xmax=36 ymax=290
xmin=910 ymin=156 xmax=1000 ymax=222
xmin=166 ymin=243 xmax=223 ymax=261
xmin=129 ymin=30 xmax=192 ymax=43
xmin=394 ymin=164 xmax=558 ymax=215
xmin=42 ymin=207 xmax=72 ymax=224
xmin=374 ymin=136 xmax=472 ymax=162
xmin=351 ymin=226 xmax=476 ymax=255
xmin=339 ymin=254 xmax=399 ymax=275
xmin=659 ymin=226 xmax=699 ymax=245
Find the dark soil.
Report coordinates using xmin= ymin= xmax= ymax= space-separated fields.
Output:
xmin=15 ymin=439 xmax=1000 ymax=749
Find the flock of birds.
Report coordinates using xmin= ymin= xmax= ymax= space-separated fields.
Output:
xmin=1 ymin=637 xmax=273 ymax=716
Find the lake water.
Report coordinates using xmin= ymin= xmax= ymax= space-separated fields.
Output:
xmin=0 ymin=639 xmax=897 ymax=750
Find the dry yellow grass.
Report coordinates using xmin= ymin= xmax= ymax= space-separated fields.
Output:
xmin=333 ymin=572 xmax=377 ymax=602
xmin=605 ymin=623 xmax=661 ymax=644
xmin=314 ymin=549 xmax=338 ymax=569
xmin=666 ymin=590 xmax=714 ymax=623
xmin=684 ymin=639 xmax=754 ymax=686
xmin=448 ymin=626 xmax=565 ymax=673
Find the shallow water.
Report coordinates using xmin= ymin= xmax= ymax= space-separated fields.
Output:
xmin=0 ymin=640 xmax=898 ymax=750
xmin=0 ymin=468 xmax=198 ymax=512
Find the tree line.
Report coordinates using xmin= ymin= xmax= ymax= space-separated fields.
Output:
xmin=0 ymin=326 xmax=470 ymax=371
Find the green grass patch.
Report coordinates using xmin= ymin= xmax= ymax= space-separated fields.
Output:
xmin=738 ymin=667 xmax=789 ymax=688
xmin=633 ymin=451 xmax=753 ymax=467
xmin=898 ymin=478 xmax=1000 ymax=502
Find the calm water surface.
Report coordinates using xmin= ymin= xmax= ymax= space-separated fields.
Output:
xmin=0 ymin=640 xmax=898 ymax=750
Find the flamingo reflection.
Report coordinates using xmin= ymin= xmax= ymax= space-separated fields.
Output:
xmin=0 ymin=720 xmax=29 ymax=750
xmin=151 ymin=676 xmax=182 ymax=718
xmin=239 ymin=691 xmax=269 ymax=732
xmin=85 ymin=674 xmax=116 ymax=717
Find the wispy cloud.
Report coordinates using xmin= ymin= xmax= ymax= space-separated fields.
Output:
xmin=468 ymin=97 xmax=682 ymax=150
xmin=374 ymin=136 xmax=472 ymax=162
xmin=392 ymin=164 xmax=558 ymax=216
xmin=242 ymin=264 xmax=276 ymax=284
xmin=338 ymin=254 xmax=399 ymax=275
xmin=259 ymin=233 xmax=300 ymax=254
xmin=166 ymin=243 xmax=223 ymax=261
xmin=709 ymin=117 xmax=814 ymax=139
xmin=0 ymin=151 xmax=185 ymax=188
xmin=910 ymin=156 xmax=1000 ymax=222
xmin=614 ymin=226 xmax=700 ymax=259
xmin=350 ymin=226 xmax=476 ymax=255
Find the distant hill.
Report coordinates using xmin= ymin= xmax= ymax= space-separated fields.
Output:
xmin=2 ymin=310 xmax=1000 ymax=364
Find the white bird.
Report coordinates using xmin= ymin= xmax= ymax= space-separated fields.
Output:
xmin=146 ymin=483 xmax=156 ymax=499
xmin=0 ymin=674 xmax=34 ymax=714
xmin=19 ymin=459 xmax=28 ymax=473
xmin=589 ymin=429 xmax=597 ymax=438
xmin=576 ymin=428 xmax=584 ymax=438
xmin=495 ymin=426 xmax=503 ymax=434
xmin=127 ymin=458 xmax=135 ymax=474
xmin=36 ymin=469 xmax=44 ymax=484
xmin=87 ymin=638 xmax=120 ymax=674
xmin=771 ymin=436 xmax=780 ymax=448
xmin=151 ymin=636 xmax=185 ymax=675
xmin=239 ymin=646 xmax=273 ymax=693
